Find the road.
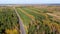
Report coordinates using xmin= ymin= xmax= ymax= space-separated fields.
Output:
xmin=13 ymin=7 xmax=26 ymax=34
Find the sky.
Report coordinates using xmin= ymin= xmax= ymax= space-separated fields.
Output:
xmin=0 ymin=0 xmax=60 ymax=4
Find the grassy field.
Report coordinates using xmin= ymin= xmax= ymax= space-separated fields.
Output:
xmin=16 ymin=6 xmax=60 ymax=34
xmin=0 ymin=6 xmax=60 ymax=34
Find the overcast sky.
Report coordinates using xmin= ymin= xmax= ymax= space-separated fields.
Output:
xmin=0 ymin=0 xmax=60 ymax=4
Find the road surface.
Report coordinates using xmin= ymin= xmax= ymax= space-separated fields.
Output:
xmin=13 ymin=7 xmax=26 ymax=34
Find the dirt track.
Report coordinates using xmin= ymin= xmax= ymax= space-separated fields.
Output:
xmin=47 ymin=13 xmax=60 ymax=19
xmin=13 ymin=7 xmax=26 ymax=34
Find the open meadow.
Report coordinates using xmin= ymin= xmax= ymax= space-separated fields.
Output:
xmin=0 ymin=5 xmax=60 ymax=34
